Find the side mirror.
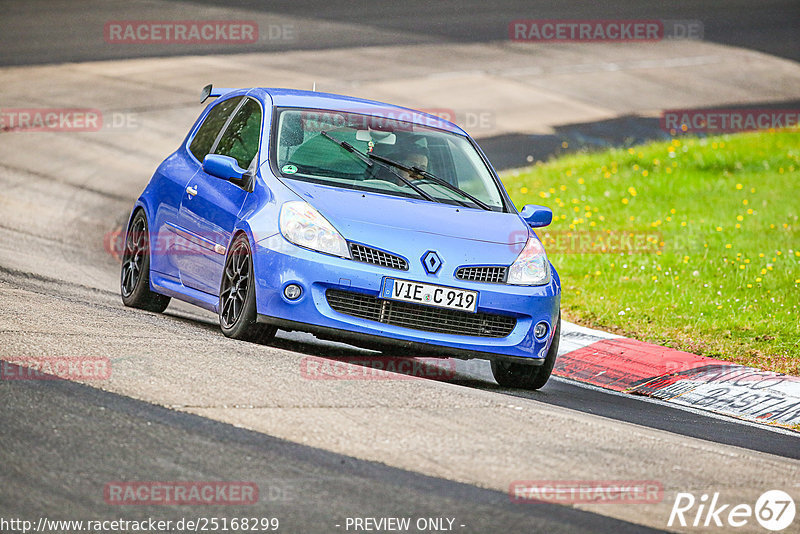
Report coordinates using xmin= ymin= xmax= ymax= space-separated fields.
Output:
xmin=520 ymin=204 xmax=553 ymax=228
xmin=203 ymin=154 xmax=249 ymax=188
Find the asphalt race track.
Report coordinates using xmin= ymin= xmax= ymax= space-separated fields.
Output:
xmin=1 ymin=1 xmax=799 ymax=533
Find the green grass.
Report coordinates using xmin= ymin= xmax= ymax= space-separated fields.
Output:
xmin=501 ymin=130 xmax=800 ymax=375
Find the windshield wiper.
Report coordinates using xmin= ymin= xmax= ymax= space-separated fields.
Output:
xmin=367 ymin=153 xmax=493 ymax=211
xmin=319 ymin=131 xmax=373 ymax=167
xmin=318 ymin=131 xmax=438 ymax=204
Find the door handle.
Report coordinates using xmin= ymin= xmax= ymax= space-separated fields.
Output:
xmin=186 ymin=185 xmax=198 ymax=197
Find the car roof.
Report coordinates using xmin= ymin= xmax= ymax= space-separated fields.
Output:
xmin=247 ymin=87 xmax=467 ymax=136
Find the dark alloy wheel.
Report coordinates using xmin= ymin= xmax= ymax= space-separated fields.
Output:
xmin=120 ymin=210 xmax=171 ymax=312
xmin=218 ymin=234 xmax=277 ymax=344
xmin=491 ymin=313 xmax=561 ymax=390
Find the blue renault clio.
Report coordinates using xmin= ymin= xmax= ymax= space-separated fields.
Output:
xmin=121 ymin=85 xmax=561 ymax=389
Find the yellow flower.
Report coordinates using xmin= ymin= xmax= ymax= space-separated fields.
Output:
xmin=736 ymin=183 xmax=743 ymax=190
xmin=739 ymin=265 xmax=745 ymax=269
xmin=756 ymin=277 xmax=762 ymax=282
xmin=725 ymin=244 xmax=732 ymax=249
xmin=736 ymin=215 xmax=743 ymax=221
xmin=716 ymin=226 xmax=722 ymax=232
xmin=578 ymin=178 xmax=585 ymax=184
xmin=743 ymin=199 xmax=749 ymax=205
xmin=681 ymin=221 xmax=687 ymax=227
xmin=622 ymin=198 xmax=629 ymax=204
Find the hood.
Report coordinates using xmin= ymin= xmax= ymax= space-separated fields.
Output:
xmin=282 ymin=179 xmax=529 ymax=246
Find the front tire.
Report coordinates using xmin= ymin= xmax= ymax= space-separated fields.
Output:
xmin=218 ymin=234 xmax=277 ymax=344
xmin=491 ymin=314 xmax=560 ymax=390
xmin=120 ymin=210 xmax=171 ymax=312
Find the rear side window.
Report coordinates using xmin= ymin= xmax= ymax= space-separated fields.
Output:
xmin=189 ymin=96 xmax=243 ymax=162
xmin=214 ymin=98 xmax=262 ymax=169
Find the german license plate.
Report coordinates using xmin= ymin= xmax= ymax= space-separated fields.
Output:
xmin=381 ymin=278 xmax=478 ymax=312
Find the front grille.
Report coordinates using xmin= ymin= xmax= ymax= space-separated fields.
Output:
xmin=455 ymin=266 xmax=508 ymax=284
xmin=350 ymin=243 xmax=408 ymax=271
xmin=326 ymin=289 xmax=516 ymax=338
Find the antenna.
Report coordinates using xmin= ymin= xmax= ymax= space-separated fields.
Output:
xmin=312 ymin=82 xmax=316 ymax=92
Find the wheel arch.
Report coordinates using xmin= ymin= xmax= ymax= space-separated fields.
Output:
xmin=221 ymin=223 xmax=260 ymax=305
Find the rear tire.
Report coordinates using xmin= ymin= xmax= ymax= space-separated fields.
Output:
xmin=120 ymin=210 xmax=171 ymax=313
xmin=491 ymin=314 xmax=560 ymax=390
xmin=218 ymin=233 xmax=277 ymax=344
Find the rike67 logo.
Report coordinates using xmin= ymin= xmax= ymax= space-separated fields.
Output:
xmin=668 ymin=490 xmax=795 ymax=531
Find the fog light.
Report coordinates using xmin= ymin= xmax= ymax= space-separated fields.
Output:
xmin=534 ymin=322 xmax=548 ymax=339
xmin=284 ymin=284 xmax=302 ymax=300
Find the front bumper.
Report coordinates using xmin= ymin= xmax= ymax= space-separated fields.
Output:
xmin=252 ymin=235 xmax=561 ymax=362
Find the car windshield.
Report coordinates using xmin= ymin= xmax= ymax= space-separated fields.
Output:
xmin=273 ymin=108 xmax=506 ymax=211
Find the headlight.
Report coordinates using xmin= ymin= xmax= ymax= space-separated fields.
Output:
xmin=507 ymin=237 xmax=549 ymax=285
xmin=279 ymin=201 xmax=350 ymax=258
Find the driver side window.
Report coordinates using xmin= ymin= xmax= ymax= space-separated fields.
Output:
xmin=214 ymin=98 xmax=262 ymax=170
xmin=189 ymin=96 xmax=243 ymax=163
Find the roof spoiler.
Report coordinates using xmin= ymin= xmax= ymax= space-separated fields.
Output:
xmin=200 ymin=84 xmax=238 ymax=104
